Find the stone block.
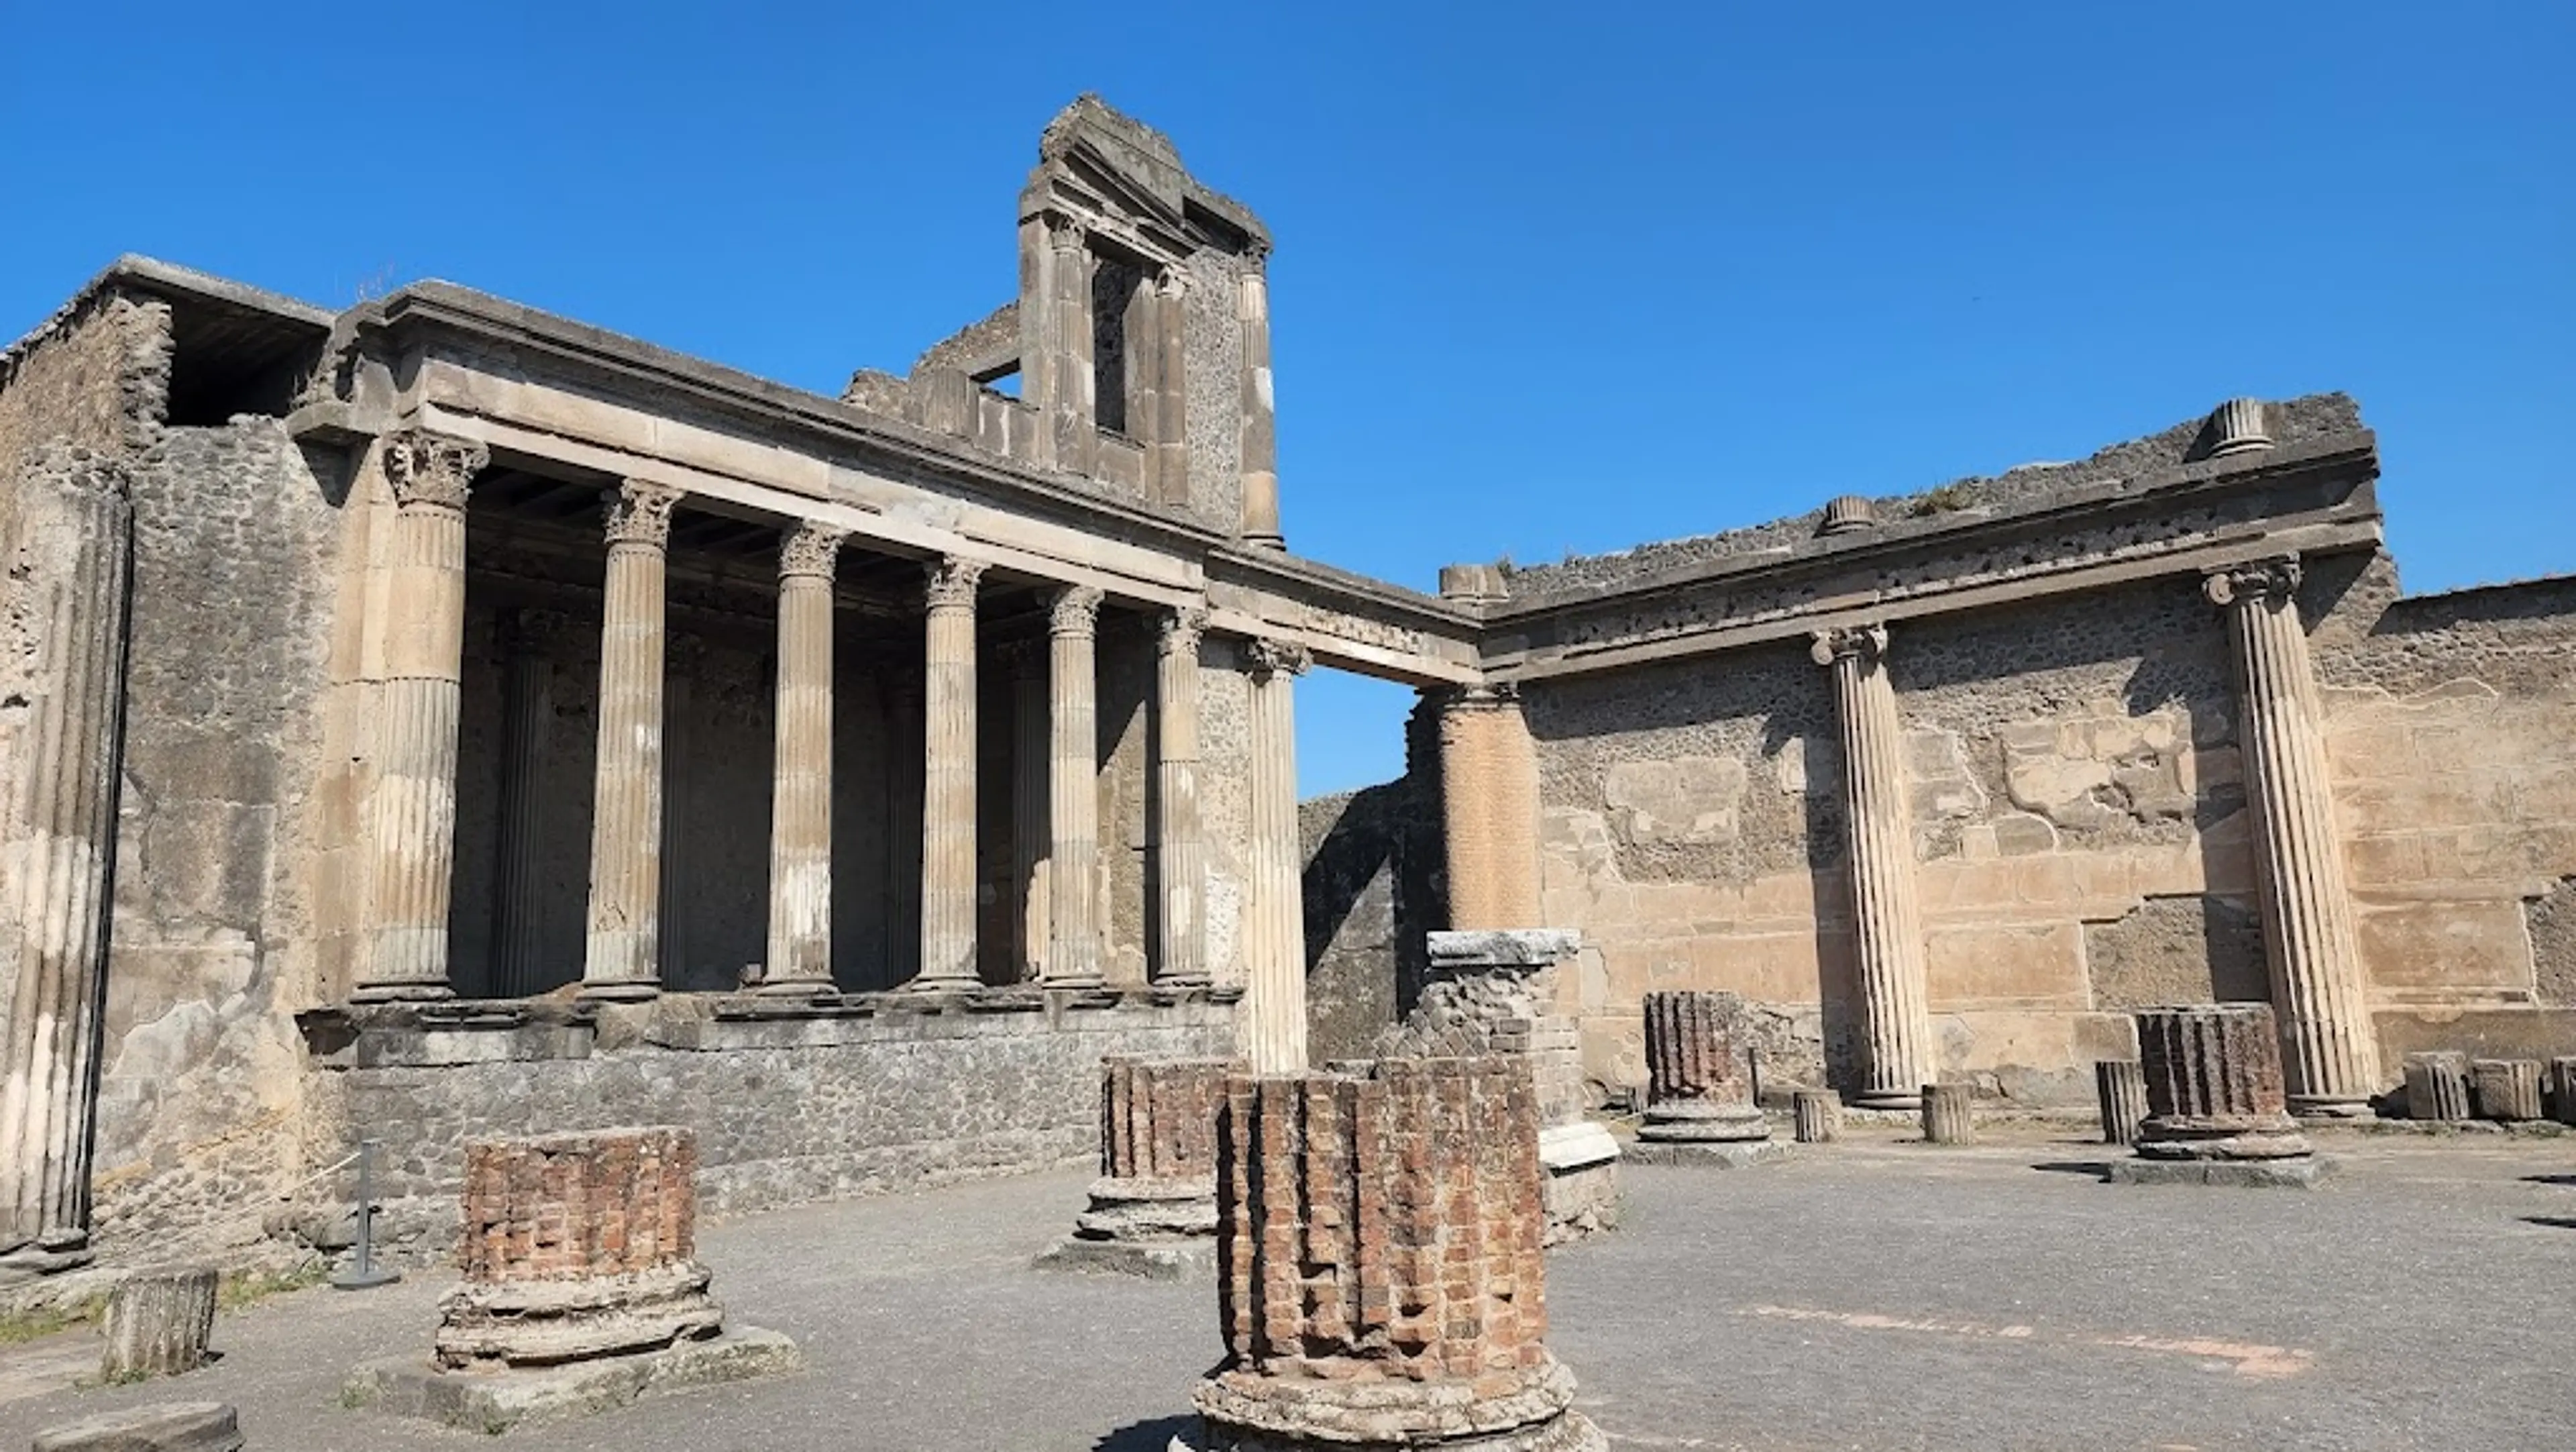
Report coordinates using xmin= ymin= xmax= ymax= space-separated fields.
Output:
xmin=1921 ymin=1083 xmax=1975 ymax=1145
xmin=99 ymin=1266 xmax=217 ymax=1382
xmin=2551 ymin=1057 xmax=2576 ymax=1127
xmin=2471 ymin=1059 xmax=2544 ymax=1122
xmin=2402 ymin=1051 xmax=2473 ymax=1122
xmin=1792 ymin=1088 xmax=1841 ymax=1143
xmin=2104 ymin=1157 xmax=2334 ymax=1189
xmin=2094 ymin=1061 xmax=2146 ymax=1146
xmin=341 ymin=1327 xmax=803 ymax=1435
xmin=31 ymin=1403 xmax=241 ymax=1452
xmin=1625 ymin=1138 xmax=1791 ymax=1168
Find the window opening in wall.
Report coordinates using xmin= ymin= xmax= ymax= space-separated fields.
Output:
xmin=1091 ymin=254 xmax=1146 ymax=436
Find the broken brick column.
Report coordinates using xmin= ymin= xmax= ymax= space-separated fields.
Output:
xmin=2118 ymin=1004 xmax=2320 ymax=1186
xmin=1040 ymin=1056 xmax=1236 ymax=1276
xmin=436 ymin=1127 xmax=720 ymax=1369
xmin=1434 ymin=684 xmax=1544 ymax=931
xmin=1811 ymin=623 xmax=1934 ymax=1111
xmin=1179 ymin=1058 xmax=1605 ymax=1452
xmin=1638 ymin=992 xmax=1770 ymax=1148
xmin=2204 ymin=556 xmax=2382 ymax=1117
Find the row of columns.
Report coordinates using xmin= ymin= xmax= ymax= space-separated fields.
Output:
xmin=348 ymin=432 xmax=1308 ymax=1027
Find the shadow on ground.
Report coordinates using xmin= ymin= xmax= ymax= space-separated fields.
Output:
xmin=1096 ymin=1414 xmax=1193 ymax=1450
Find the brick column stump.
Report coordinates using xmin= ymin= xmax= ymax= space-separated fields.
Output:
xmin=2109 ymin=1005 xmax=2328 ymax=1188
xmin=343 ymin=1127 xmax=801 ymax=1431
xmin=1038 ymin=1056 xmax=1236 ymax=1278
xmin=1631 ymin=992 xmax=1784 ymax=1168
xmin=1173 ymin=1058 xmax=1607 ymax=1452
xmin=2403 ymin=1051 xmax=2472 ymax=1123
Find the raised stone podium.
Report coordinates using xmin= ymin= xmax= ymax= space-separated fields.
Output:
xmin=343 ymin=1126 xmax=799 ymax=1431
xmin=1038 ymin=1055 xmax=1235 ymax=1278
xmin=1172 ymin=1058 xmax=1606 ymax=1452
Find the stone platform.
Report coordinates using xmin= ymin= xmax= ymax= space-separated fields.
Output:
xmin=1033 ymin=1237 xmax=1215 ymax=1280
xmin=2104 ymin=1156 xmax=2335 ymax=1189
xmin=1623 ymin=1138 xmax=1792 ymax=1169
xmin=341 ymin=1327 xmax=802 ymax=1433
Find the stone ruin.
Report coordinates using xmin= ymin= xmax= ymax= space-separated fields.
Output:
xmin=1038 ymin=1055 xmax=1236 ymax=1278
xmin=2109 ymin=1005 xmax=2327 ymax=1188
xmin=1629 ymin=990 xmax=1783 ymax=1166
xmin=1174 ymin=1057 xmax=1605 ymax=1452
xmin=341 ymin=1126 xmax=800 ymax=1431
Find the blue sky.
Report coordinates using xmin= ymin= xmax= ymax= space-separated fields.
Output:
xmin=4 ymin=4 xmax=2567 ymax=794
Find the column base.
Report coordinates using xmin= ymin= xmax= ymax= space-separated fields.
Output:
xmin=1042 ymin=974 xmax=1108 ymax=991
xmin=750 ymin=977 xmax=837 ymax=998
xmin=1847 ymin=1088 xmax=1922 ymax=1112
xmin=348 ymin=982 xmax=458 ymax=1004
xmin=2288 ymin=1095 xmax=2375 ymax=1121
xmin=894 ymin=975 xmax=978 ymax=996
xmin=574 ymin=981 xmax=661 ymax=1004
xmin=1177 ymin=1357 xmax=1605 ymax=1452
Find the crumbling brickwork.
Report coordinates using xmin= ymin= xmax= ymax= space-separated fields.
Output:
xmin=458 ymin=1127 xmax=698 ymax=1283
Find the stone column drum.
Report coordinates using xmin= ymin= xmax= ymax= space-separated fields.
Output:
xmin=1811 ymin=624 xmax=1935 ymax=1110
xmin=761 ymin=522 xmax=845 ymax=992
xmin=1921 ymin=1083 xmax=1974 ymax=1145
xmin=580 ymin=480 xmax=682 ymax=1001
xmin=1240 ymin=638 xmax=1310 ymax=1072
xmin=1152 ymin=609 xmax=1210 ymax=986
xmin=1046 ymin=585 xmax=1105 ymax=986
xmin=2403 ymin=1051 xmax=2472 ymax=1123
xmin=1177 ymin=1058 xmax=1606 ymax=1452
xmin=0 ymin=448 xmax=132 ymax=1278
xmin=914 ymin=556 xmax=985 ymax=989
xmin=354 ymin=431 xmax=488 ymax=1000
xmin=1039 ymin=1057 xmax=1236 ymax=1277
xmin=2204 ymin=558 xmax=2382 ymax=1116
xmin=2471 ymin=1059 xmax=2543 ymax=1122
xmin=1792 ymin=1089 xmax=1841 ymax=1144
xmin=2549 ymin=1056 xmax=2576 ymax=1127
xmin=1636 ymin=992 xmax=1771 ymax=1154
xmin=2096 ymin=1060 xmax=2148 ymax=1146
xmin=2116 ymin=1004 xmax=2322 ymax=1186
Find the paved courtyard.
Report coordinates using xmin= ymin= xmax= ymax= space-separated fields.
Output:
xmin=2 ymin=1125 xmax=2569 ymax=1451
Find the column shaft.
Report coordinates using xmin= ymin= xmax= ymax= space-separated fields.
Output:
xmin=355 ymin=431 xmax=487 ymax=1000
xmin=2206 ymin=559 xmax=2381 ymax=1113
xmin=1241 ymin=639 xmax=1309 ymax=1072
xmin=1008 ymin=642 xmax=1051 ymax=983
xmin=1236 ymin=269 xmax=1281 ymax=547
xmin=1046 ymin=586 xmax=1104 ymax=986
xmin=1153 ymin=610 xmax=1209 ymax=984
xmin=1813 ymin=625 xmax=1933 ymax=1110
xmin=762 ymin=523 xmax=845 ymax=990
xmin=0 ymin=450 xmax=131 ymax=1264
xmin=1153 ymin=272 xmax=1190 ymax=505
xmin=914 ymin=556 xmax=985 ymax=987
xmin=490 ymin=617 xmax=551 ymax=997
xmin=1436 ymin=686 xmax=1543 ymax=930
xmin=579 ymin=480 xmax=681 ymax=1000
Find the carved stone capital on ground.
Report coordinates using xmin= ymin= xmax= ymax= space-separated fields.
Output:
xmin=1158 ymin=605 xmax=1208 ymax=656
xmin=381 ymin=430 xmax=489 ymax=512
xmin=601 ymin=480 xmax=683 ymax=548
xmin=1808 ymin=621 xmax=1888 ymax=668
xmin=2202 ymin=555 xmax=2302 ymax=609
xmin=923 ymin=555 xmax=987 ymax=610
xmin=1240 ymin=635 xmax=1310 ymax=679
xmin=776 ymin=520 xmax=847 ymax=580
xmin=1049 ymin=584 xmax=1105 ymax=638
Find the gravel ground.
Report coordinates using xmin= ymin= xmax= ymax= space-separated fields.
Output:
xmin=1 ymin=1124 xmax=2569 ymax=1451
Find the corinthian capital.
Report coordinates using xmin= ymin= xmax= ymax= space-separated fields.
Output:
xmin=1241 ymin=636 xmax=1311 ymax=679
xmin=924 ymin=555 xmax=987 ymax=610
xmin=778 ymin=520 xmax=849 ymax=580
xmin=381 ymin=430 xmax=488 ymax=511
xmin=1809 ymin=622 xmax=1889 ymax=668
xmin=1048 ymin=584 xmax=1105 ymax=639
xmin=602 ymin=480 xmax=683 ymax=548
xmin=2203 ymin=556 xmax=2302 ymax=609
xmin=1158 ymin=607 xmax=1208 ymax=657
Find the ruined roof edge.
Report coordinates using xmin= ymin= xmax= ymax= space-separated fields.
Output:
xmin=1 ymin=254 xmax=335 ymax=386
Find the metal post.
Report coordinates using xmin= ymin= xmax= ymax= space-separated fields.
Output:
xmin=329 ymin=1139 xmax=400 ymax=1290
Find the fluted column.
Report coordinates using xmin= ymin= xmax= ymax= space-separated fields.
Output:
xmin=2206 ymin=558 xmax=2381 ymax=1115
xmin=1152 ymin=270 xmax=1191 ymax=504
xmin=490 ymin=612 xmax=552 ymax=998
xmin=354 ymin=431 xmax=488 ymax=1001
xmin=914 ymin=556 xmax=985 ymax=988
xmin=1241 ymin=637 xmax=1309 ymax=1072
xmin=1436 ymin=684 xmax=1544 ymax=930
xmin=1811 ymin=623 xmax=1933 ymax=1110
xmin=1046 ymin=586 xmax=1106 ymax=986
xmin=1006 ymin=639 xmax=1051 ymax=983
xmin=1153 ymin=609 xmax=1210 ymax=985
xmin=1236 ymin=264 xmax=1282 ymax=548
xmin=0 ymin=448 xmax=131 ymax=1270
xmin=1026 ymin=214 xmax=1095 ymax=476
xmin=578 ymin=480 xmax=682 ymax=1001
xmin=761 ymin=521 xmax=846 ymax=992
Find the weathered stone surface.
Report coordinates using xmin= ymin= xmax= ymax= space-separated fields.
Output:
xmin=30 ymin=1402 xmax=240 ymax=1452
xmin=2470 ymin=1059 xmax=2544 ymax=1122
xmin=2131 ymin=1005 xmax=2312 ymax=1162
xmin=1792 ymin=1088 xmax=1841 ymax=1144
xmin=2094 ymin=1061 xmax=2147 ymax=1146
xmin=1921 ymin=1083 xmax=1975 ymax=1145
xmin=2551 ymin=1057 xmax=2576 ymax=1127
xmin=1639 ymin=992 xmax=1768 ymax=1144
xmin=2402 ymin=1051 xmax=2473 ymax=1122
xmin=345 ymin=1325 xmax=802 ymax=1435
xmin=100 ymin=1265 xmax=217 ymax=1382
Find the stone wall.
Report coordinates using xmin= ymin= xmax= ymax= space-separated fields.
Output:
xmin=0 ymin=293 xmax=169 ymax=472
xmin=299 ymin=992 xmax=1238 ymax=1253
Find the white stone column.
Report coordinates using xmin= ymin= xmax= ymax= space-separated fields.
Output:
xmin=1240 ymin=637 xmax=1309 ymax=1072
xmin=0 ymin=448 xmax=131 ymax=1273
xmin=1436 ymin=684 xmax=1544 ymax=931
xmin=2205 ymin=557 xmax=2383 ymax=1114
xmin=1046 ymin=586 xmax=1105 ymax=986
xmin=1153 ymin=609 xmax=1210 ymax=985
xmin=490 ymin=611 xmax=552 ymax=998
xmin=1811 ymin=623 xmax=1933 ymax=1110
xmin=1026 ymin=214 xmax=1095 ymax=476
xmin=762 ymin=521 xmax=846 ymax=992
xmin=1006 ymin=639 xmax=1050 ymax=983
xmin=578 ymin=480 xmax=682 ymax=1001
xmin=1236 ymin=265 xmax=1283 ymax=548
xmin=354 ymin=430 xmax=488 ymax=1001
xmin=913 ymin=555 xmax=985 ymax=989
xmin=1152 ymin=270 xmax=1191 ymax=504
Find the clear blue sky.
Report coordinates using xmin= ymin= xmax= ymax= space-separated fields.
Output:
xmin=5 ymin=4 xmax=2567 ymax=795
